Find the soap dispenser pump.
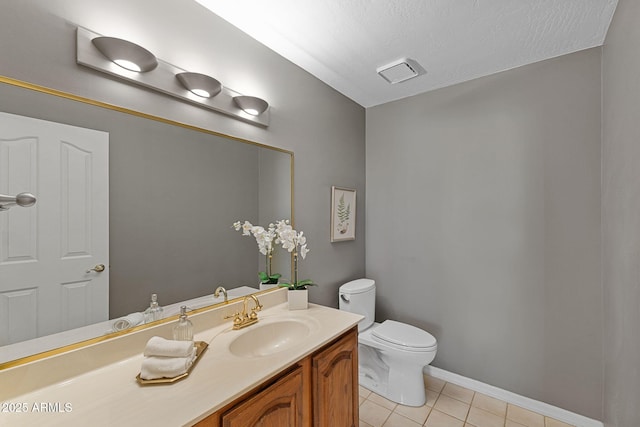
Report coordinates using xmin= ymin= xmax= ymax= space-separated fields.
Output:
xmin=172 ymin=306 xmax=194 ymax=341
xmin=144 ymin=293 xmax=164 ymax=323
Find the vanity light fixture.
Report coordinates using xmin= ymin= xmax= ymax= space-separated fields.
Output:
xmin=176 ymin=72 xmax=222 ymax=98
xmin=91 ymin=36 xmax=158 ymax=73
xmin=233 ymin=95 xmax=269 ymax=116
xmin=76 ymin=27 xmax=270 ymax=126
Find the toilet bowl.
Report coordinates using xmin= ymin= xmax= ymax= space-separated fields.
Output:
xmin=339 ymin=279 xmax=437 ymax=407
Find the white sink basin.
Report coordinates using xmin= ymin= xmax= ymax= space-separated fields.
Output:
xmin=228 ymin=319 xmax=311 ymax=358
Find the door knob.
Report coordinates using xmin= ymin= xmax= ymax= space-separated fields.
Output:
xmin=86 ymin=264 xmax=106 ymax=273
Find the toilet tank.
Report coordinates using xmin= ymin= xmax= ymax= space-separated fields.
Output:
xmin=339 ymin=278 xmax=375 ymax=331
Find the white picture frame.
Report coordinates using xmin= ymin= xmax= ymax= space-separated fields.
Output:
xmin=331 ymin=186 xmax=356 ymax=242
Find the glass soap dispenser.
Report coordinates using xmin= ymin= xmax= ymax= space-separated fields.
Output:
xmin=172 ymin=306 xmax=194 ymax=341
xmin=144 ymin=293 xmax=164 ymax=323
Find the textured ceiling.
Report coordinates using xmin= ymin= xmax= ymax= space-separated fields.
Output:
xmin=195 ymin=0 xmax=618 ymax=108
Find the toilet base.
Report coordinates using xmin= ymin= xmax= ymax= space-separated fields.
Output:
xmin=358 ymin=344 xmax=427 ymax=407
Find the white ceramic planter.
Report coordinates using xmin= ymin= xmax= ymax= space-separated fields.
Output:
xmin=288 ymin=289 xmax=308 ymax=310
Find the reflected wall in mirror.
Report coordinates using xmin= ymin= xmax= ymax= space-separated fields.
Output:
xmin=0 ymin=76 xmax=293 ymax=367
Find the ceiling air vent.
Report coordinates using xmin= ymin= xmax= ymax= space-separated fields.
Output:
xmin=377 ymin=58 xmax=426 ymax=84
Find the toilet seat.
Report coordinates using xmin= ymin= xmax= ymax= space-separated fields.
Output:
xmin=371 ymin=320 xmax=437 ymax=351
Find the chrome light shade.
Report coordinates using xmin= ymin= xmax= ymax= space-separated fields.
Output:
xmin=91 ymin=36 xmax=158 ymax=72
xmin=176 ymin=72 xmax=222 ymax=98
xmin=233 ymin=95 xmax=269 ymax=116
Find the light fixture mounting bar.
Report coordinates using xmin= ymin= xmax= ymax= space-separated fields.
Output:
xmin=76 ymin=27 xmax=269 ymax=127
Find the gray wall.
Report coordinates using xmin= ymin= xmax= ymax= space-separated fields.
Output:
xmin=366 ymin=49 xmax=602 ymax=418
xmin=0 ymin=0 xmax=366 ymax=309
xmin=602 ymin=0 xmax=640 ymax=425
xmin=258 ymin=148 xmax=293 ymax=279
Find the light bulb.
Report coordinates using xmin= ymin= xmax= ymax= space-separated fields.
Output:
xmin=190 ymin=88 xmax=211 ymax=98
xmin=113 ymin=59 xmax=142 ymax=72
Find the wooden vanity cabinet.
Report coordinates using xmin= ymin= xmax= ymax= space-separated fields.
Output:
xmin=312 ymin=328 xmax=359 ymax=427
xmin=194 ymin=327 xmax=358 ymax=427
xmin=221 ymin=365 xmax=306 ymax=427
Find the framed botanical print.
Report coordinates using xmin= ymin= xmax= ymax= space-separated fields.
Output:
xmin=331 ymin=186 xmax=356 ymax=242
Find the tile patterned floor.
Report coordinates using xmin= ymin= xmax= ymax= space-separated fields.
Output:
xmin=358 ymin=375 xmax=575 ymax=427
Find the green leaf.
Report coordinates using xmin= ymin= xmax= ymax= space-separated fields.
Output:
xmin=297 ymin=279 xmax=315 ymax=287
xmin=277 ymin=279 xmax=316 ymax=290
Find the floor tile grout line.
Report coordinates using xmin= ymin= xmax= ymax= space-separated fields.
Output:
xmin=365 ymin=380 xmax=574 ymax=427
xmin=360 ymin=380 xmax=576 ymax=427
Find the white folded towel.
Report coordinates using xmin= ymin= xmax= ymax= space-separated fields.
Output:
xmin=111 ymin=312 xmax=145 ymax=331
xmin=140 ymin=347 xmax=196 ymax=380
xmin=143 ymin=336 xmax=195 ymax=358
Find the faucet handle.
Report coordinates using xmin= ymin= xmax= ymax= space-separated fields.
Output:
xmin=224 ymin=312 xmax=243 ymax=326
xmin=246 ymin=296 xmax=262 ymax=317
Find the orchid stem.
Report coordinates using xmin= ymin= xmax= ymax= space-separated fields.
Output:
xmin=293 ymin=251 xmax=298 ymax=288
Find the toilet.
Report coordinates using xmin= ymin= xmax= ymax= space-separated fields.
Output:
xmin=339 ymin=278 xmax=437 ymax=407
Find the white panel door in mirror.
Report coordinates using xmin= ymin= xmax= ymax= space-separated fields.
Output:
xmin=0 ymin=112 xmax=109 ymax=345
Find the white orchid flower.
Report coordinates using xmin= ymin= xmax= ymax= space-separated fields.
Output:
xmin=234 ymin=220 xmax=279 ymax=255
xmin=299 ymin=244 xmax=309 ymax=259
xmin=241 ymin=220 xmax=253 ymax=236
xmin=235 ymin=219 xmax=312 ymax=289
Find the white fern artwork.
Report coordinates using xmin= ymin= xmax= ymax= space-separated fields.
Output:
xmin=331 ymin=187 xmax=356 ymax=242
xmin=337 ymin=194 xmax=351 ymax=235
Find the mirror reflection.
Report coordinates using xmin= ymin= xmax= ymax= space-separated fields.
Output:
xmin=0 ymin=77 xmax=292 ymax=365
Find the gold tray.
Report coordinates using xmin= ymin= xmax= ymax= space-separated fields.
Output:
xmin=136 ymin=341 xmax=208 ymax=385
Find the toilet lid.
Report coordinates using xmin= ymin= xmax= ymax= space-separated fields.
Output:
xmin=372 ymin=320 xmax=437 ymax=350
xmin=340 ymin=278 xmax=375 ymax=294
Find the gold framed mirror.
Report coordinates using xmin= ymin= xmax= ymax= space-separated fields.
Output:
xmin=0 ymin=75 xmax=293 ymax=369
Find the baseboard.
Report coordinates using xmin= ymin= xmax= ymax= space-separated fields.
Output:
xmin=423 ymin=366 xmax=603 ymax=427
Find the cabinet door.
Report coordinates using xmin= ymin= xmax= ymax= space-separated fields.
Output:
xmin=312 ymin=327 xmax=359 ymax=427
xmin=221 ymin=366 xmax=305 ymax=427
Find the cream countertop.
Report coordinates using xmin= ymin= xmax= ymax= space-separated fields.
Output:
xmin=0 ymin=297 xmax=362 ymax=426
xmin=0 ymin=286 xmax=259 ymax=365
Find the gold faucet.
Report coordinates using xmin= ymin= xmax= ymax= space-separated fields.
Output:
xmin=214 ymin=286 xmax=228 ymax=303
xmin=226 ymin=295 xmax=263 ymax=330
